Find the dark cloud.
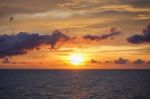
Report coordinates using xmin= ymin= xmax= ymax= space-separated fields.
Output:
xmin=105 ymin=61 xmax=111 ymax=63
xmin=134 ymin=59 xmax=145 ymax=64
xmin=50 ymin=30 xmax=70 ymax=49
xmin=147 ymin=61 xmax=150 ymax=64
xmin=83 ymin=27 xmax=121 ymax=41
xmin=0 ymin=30 xmax=69 ymax=58
xmin=0 ymin=28 xmax=123 ymax=58
xmin=1 ymin=60 xmax=43 ymax=64
xmin=127 ymin=23 xmax=150 ymax=44
xmin=91 ymin=59 xmax=101 ymax=64
xmin=114 ymin=58 xmax=129 ymax=64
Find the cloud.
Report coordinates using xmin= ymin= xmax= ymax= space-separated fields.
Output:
xmin=90 ymin=59 xmax=101 ymax=64
xmin=15 ymin=9 xmax=85 ymax=20
xmin=0 ymin=30 xmax=69 ymax=58
xmin=49 ymin=30 xmax=70 ymax=49
xmin=134 ymin=15 xmax=150 ymax=20
xmin=98 ymin=4 xmax=150 ymax=13
xmin=114 ymin=58 xmax=129 ymax=64
xmin=1 ymin=57 xmax=10 ymax=64
xmin=105 ymin=61 xmax=111 ymax=63
xmin=0 ymin=28 xmax=123 ymax=58
xmin=122 ymin=0 xmax=150 ymax=8
xmin=127 ymin=23 xmax=150 ymax=44
xmin=83 ymin=27 xmax=121 ymax=41
xmin=0 ymin=0 xmax=68 ymax=18
xmin=134 ymin=59 xmax=145 ymax=64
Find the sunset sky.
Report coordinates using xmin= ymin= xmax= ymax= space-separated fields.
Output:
xmin=0 ymin=0 xmax=150 ymax=69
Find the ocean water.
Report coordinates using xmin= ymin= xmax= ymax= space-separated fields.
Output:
xmin=0 ymin=70 xmax=150 ymax=99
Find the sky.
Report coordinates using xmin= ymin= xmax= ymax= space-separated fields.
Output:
xmin=0 ymin=0 xmax=150 ymax=69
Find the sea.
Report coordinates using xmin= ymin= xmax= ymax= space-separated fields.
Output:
xmin=0 ymin=69 xmax=150 ymax=99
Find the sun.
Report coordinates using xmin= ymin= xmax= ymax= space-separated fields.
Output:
xmin=69 ymin=53 xmax=85 ymax=65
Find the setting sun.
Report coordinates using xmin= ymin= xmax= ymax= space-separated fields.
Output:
xmin=69 ymin=53 xmax=85 ymax=65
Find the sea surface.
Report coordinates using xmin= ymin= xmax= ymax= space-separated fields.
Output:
xmin=0 ymin=69 xmax=150 ymax=99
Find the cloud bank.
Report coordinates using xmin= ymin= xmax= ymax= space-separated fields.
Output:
xmin=0 ymin=30 xmax=69 ymax=58
xmin=0 ymin=28 xmax=121 ymax=58
xmin=89 ymin=58 xmax=149 ymax=65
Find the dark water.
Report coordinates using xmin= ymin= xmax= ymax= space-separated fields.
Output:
xmin=0 ymin=70 xmax=150 ymax=99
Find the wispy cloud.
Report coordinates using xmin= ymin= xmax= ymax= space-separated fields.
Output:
xmin=83 ymin=27 xmax=121 ymax=40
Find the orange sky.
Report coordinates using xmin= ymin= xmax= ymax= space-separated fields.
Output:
xmin=0 ymin=0 xmax=150 ymax=69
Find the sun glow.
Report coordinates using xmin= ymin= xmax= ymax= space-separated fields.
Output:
xmin=69 ymin=53 xmax=85 ymax=65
